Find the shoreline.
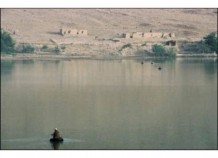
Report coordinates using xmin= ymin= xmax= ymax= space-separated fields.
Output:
xmin=1 ymin=53 xmax=217 ymax=61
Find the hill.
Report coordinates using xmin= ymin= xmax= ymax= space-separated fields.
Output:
xmin=1 ymin=9 xmax=217 ymax=43
xmin=1 ymin=9 xmax=217 ymax=57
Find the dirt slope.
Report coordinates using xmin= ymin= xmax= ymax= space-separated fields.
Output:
xmin=1 ymin=9 xmax=217 ymax=43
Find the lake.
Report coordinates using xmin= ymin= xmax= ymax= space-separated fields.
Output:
xmin=1 ymin=58 xmax=217 ymax=149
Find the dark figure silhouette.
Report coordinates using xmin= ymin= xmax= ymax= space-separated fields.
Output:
xmin=52 ymin=128 xmax=61 ymax=139
xmin=50 ymin=141 xmax=62 ymax=150
xmin=50 ymin=128 xmax=63 ymax=142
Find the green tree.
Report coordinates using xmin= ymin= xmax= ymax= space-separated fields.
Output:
xmin=42 ymin=45 xmax=48 ymax=50
xmin=21 ymin=44 xmax=35 ymax=53
xmin=167 ymin=47 xmax=177 ymax=57
xmin=53 ymin=46 xmax=60 ymax=53
xmin=1 ymin=31 xmax=16 ymax=54
xmin=152 ymin=44 xmax=176 ymax=57
xmin=152 ymin=44 xmax=166 ymax=56
xmin=204 ymin=33 xmax=217 ymax=53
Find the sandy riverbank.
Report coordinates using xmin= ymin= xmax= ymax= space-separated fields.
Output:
xmin=1 ymin=53 xmax=217 ymax=61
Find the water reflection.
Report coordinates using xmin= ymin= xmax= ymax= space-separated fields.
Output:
xmin=21 ymin=59 xmax=34 ymax=64
xmin=50 ymin=141 xmax=63 ymax=150
xmin=1 ymin=60 xmax=15 ymax=75
xmin=176 ymin=58 xmax=217 ymax=76
xmin=135 ymin=57 xmax=176 ymax=64
xmin=203 ymin=59 xmax=217 ymax=75
xmin=151 ymin=58 xmax=175 ymax=64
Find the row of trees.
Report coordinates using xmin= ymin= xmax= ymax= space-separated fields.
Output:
xmin=1 ymin=31 xmax=63 ymax=54
xmin=151 ymin=32 xmax=217 ymax=56
xmin=1 ymin=30 xmax=217 ymax=54
xmin=203 ymin=32 xmax=217 ymax=53
xmin=152 ymin=44 xmax=177 ymax=57
xmin=1 ymin=31 xmax=35 ymax=54
xmin=1 ymin=31 xmax=16 ymax=54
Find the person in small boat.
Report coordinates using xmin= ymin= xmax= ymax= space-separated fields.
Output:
xmin=52 ymin=128 xmax=61 ymax=139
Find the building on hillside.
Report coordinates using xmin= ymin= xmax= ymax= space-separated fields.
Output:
xmin=132 ymin=32 xmax=144 ymax=38
xmin=60 ymin=28 xmax=88 ymax=36
xmin=123 ymin=31 xmax=176 ymax=40
xmin=166 ymin=40 xmax=176 ymax=46
xmin=123 ymin=33 xmax=131 ymax=38
xmin=60 ymin=28 xmax=78 ymax=36
xmin=78 ymin=30 xmax=88 ymax=36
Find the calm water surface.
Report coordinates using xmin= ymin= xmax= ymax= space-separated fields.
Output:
xmin=1 ymin=58 xmax=217 ymax=149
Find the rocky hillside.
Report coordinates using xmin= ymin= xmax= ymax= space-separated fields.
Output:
xmin=1 ymin=9 xmax=217 ymax=43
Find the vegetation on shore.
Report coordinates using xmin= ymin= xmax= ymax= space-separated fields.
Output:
xmin=53 ymin=46 xmax=61 ymax=53
xmin=41 ymin=45 xmax=62 ymax=54
xmin=119 ymin=43 xmax=132 ymax=51
xmin=1 ymin=30 xmax=217 ymax=57
xmin=16 ymin=44 xmax=35 ymax=53
xmin=1 ymin=31 xmax=35 ymax=54
xmin=1 ymin=31 xmax=16 ymax=54
xmin=152 ymin=44 xmax=177 ymax=57
xmin=203 ymin=33 xmax=217 ymax=53
xmin=1 ymin=31 xmax=65 ymax=55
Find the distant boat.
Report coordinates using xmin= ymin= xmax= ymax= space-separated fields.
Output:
xmin=50 ymin=137 xmax=64 ymax=142
xmin=50 ymin=128 xmax=63 ymax=142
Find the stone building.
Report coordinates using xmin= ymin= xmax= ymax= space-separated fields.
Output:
xmin=132 ymin=32 xmax=144 ymax=38
xmin=166 ymin=40 xmax=176 ymax=46
xmin=123 ymin=31 xmax=176 ymax=40
xmin=78 ymin=30 xmax=88 ymax=36
xmin=124 ymin=33 xmax=131 ymax=38
xmin=60 ymin=28 xmax=78 ymax=36
xmin=60 ymin=28 xmax=88 ymax=36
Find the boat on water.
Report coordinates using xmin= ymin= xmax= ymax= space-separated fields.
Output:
xmin=50 ymin=137 xmax=64 ymax=142
xmin=50 ymin=128 xmax=64 ymax=142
